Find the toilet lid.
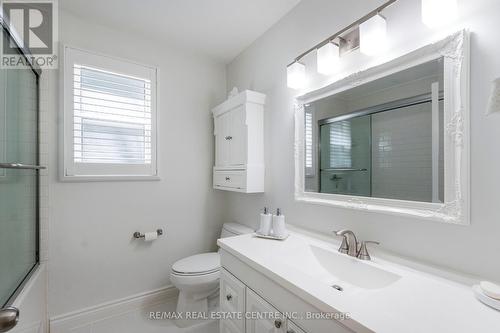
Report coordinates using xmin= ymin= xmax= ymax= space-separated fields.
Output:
xmin=172 ymin=252 xmax=220 ymax=275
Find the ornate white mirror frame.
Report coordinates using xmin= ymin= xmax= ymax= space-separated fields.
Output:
xmin=294 ymin=30 xmax=470 ymax=225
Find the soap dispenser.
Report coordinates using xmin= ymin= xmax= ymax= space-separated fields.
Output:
xmin=272 ymin=208 xmax=287 ymax=238
xmin=257 ymin=207 xmax=272 ymax=236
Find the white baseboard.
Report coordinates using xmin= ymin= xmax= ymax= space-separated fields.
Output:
xmin=49 ymin=285 xmax=178 ymax=333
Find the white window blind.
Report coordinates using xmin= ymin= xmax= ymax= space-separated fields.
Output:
xmin=63 ymin=47 xmax=158 ymax=179
xmin=304 ymin=110 xmax=315 ymax=176
xmin=329 ymin=121 xmax=352 ymax=168
xmin=73 ymin=65 xmax=152 ymax=164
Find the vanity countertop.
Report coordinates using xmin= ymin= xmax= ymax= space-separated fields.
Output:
xmin=217 ymin=229 xmax=500 ymax=333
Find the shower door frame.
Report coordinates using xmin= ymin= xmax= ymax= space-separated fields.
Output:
xmin=0 ymin=17 xmax=42 ymax=309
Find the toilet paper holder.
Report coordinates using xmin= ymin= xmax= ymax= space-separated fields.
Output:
xmin=133 ymin=229 xmax=163 ymax=239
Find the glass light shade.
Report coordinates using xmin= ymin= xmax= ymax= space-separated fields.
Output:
xmin=486 ymin=78 xmax=500 ymax=115
xmin=317 ymin=42 xmax=340 ymax=75
xmin=287 ymin=62 xmax=306 ymax=89
xmin=359 ymin=14 xmax=387 ymax=56
xmin=421 ymin=0 xmax=458 ymax=28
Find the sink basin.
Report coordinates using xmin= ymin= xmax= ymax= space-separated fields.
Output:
xmin=281 ymin=244 xmax=401 ymax=290
xmin=308 ymin=245 xmax=401 ymax=290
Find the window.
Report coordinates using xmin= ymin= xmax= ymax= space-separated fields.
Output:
xmin=63 ymin=46 xmax=158 ymax=180
xmin=329 ymin=121 xmax=352 ymax=168
xmin=304 ymin=109 xmax=315 ymax=176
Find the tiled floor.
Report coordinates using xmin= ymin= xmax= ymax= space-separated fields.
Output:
xmin=87 ymin=298 xmax=219 ymax=333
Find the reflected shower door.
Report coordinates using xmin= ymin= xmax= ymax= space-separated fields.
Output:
xmin=319 ymin=115 xmax=371 ymax=196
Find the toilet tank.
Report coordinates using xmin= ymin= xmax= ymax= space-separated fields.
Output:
xmin=220 ymin=222 xmax=253 ymax=239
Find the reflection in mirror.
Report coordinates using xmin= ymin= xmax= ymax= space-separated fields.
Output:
xmin=304 ymin=58 xmax=444 ymax=203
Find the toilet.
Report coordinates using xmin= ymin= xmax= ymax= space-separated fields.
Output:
xmin=170 ymin=222 xmax=253 ymax=327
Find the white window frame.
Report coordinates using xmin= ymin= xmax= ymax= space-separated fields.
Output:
xmin=61 ymin=45 xmax=159 ymax=181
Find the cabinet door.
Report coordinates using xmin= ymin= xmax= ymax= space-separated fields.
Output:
xmin=246 ymin=289 xmax=285 ymax=333
xmin=221 ymin=269 xmax=246 ymax=332
xmin=215 ymin=111 xmax=231 ymax=166
xmin=221 ymin=317 xmax=244 ymax=333
xmin=286 ymin=321 xmax=306 ymax=333
xmin=228 ymin=106 xmax=246 ymax=166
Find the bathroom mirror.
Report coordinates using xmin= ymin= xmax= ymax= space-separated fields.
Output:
xmin=295 ymin=31 xmax=470 ymax=224
xmin=305 ymin=58 xmax=444 ymax=202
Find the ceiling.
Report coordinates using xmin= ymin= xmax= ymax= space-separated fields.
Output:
xmin=60 ymin=0 xmax=301 ymax=63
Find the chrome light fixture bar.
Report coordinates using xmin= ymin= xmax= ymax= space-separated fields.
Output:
xmin=287 ymin=0 xmax=398 ymax=68
xmin=287 ymin=0 xmax=461 ymax=89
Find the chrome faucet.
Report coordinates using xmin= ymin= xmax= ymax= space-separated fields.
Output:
xmin=333 ymin=230 xmax=380 ymax=260
xmin=357 ymin=241 xmax=380 ymax=261
xmin=334 ymin=230 xmax=359 ymax=257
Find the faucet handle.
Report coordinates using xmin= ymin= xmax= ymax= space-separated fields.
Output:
xmin=357 ymin=241 xmax=380 ymax=261
xmin=332 ymin=230 xmax=349 ymax=254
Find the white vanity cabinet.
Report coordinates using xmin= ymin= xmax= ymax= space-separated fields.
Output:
xmin=219 ymin=250 xmax=353 ymax=333
xmin=220 ymin=268 xmax=310 ymax=333
xmin=212 ymin=90 xmax=265 ymax=193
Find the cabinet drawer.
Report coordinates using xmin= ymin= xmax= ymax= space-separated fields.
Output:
xmin=214 ymin=170 xmax=245 ymax=190
xmin=220 ymin=269 xmax=246 ymax=333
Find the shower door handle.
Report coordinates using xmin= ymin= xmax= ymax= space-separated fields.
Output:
xmin=0 ymin=307 xmax=19 ymax=332
xmin=0 ymin=163 xmax=46 ymax=170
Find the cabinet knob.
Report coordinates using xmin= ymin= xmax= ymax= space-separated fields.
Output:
xmin=226 ymin=294 xmax=232 ymax=301
xmin=274 ymin=319 xmax=282 ymax=329
xmin=225 ymin=177 xmax=230 ymax=181
xmin=224 ymin=135 xmax=233 ymax=140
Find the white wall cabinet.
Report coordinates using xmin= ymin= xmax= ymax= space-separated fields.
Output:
xmin=212 ymin=90 xmax=265 ymax=193
xmin=220 ymin=268 xmax=308 ymax=333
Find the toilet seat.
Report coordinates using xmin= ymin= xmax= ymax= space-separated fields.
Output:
xmin=172 ymin=252 xmax=220 ymax=276
xmin=170 ymin=269 xmax=220 ymax=289
xmin=172 ymin=268 xmax=219 ymax=276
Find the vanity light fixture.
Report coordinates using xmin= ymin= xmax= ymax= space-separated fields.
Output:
xmin=317 ymin=42 xmax=340 ymax=75
xmin=287 ymin=61 xmax=306 ymax=89
xmin=359 ymin=14 xmax=387 ymax=56
xmin=286 ymin=0 xmax=397 ymax=88
xmin=421 ymin=0 xmax=458 ymax=28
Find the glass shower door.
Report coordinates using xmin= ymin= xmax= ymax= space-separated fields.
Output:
xmin=0 ymin=31 xmax=40 ymax=308
xmin=319 ymin=115 xmax=371 ymax=196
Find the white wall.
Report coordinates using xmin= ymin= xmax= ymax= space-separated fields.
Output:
xmin=225 ymin=0 xmax=500 ymax=282
xmin=47 ymin=10 xmax=227 ymax=316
